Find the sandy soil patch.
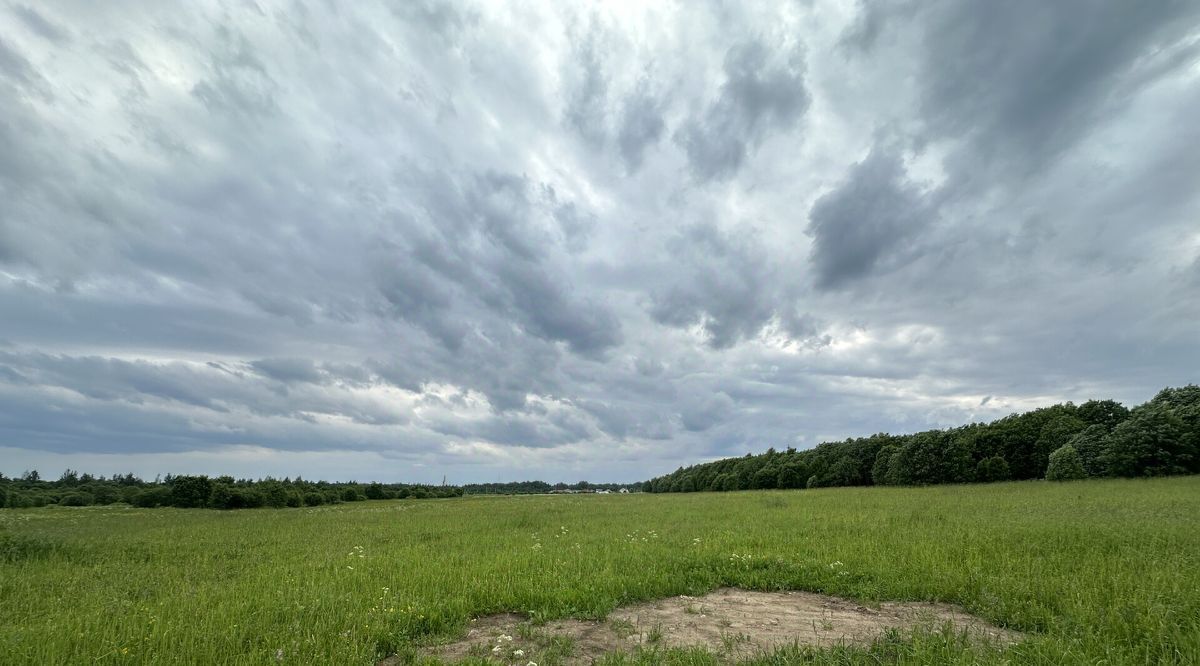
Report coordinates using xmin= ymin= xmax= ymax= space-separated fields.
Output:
xmin=384 ymin=587 xmax=1022 ymax=664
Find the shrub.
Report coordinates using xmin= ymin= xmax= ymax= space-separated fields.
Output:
xmin=7 ymin=493 xmax=34 ymax=508
xmin=303 ymin=492 xmax=324 ymax=506
xmin=58 ymin=492 xmax=94 ymax=507
xmin=260 ymin=484 xmax=291 ymax=508
xmin=341 ymin=488 xmax=365 ymax=502
xmin=133 ymin=487 xmax=172 ymax=508
xmin=976 ymin=456 xmax=1011 ymax=483
xmin=776 ymin=463 xmax=805 ymax=489
xmin=365 ymin=483 xmax=385 ymax=500
xmin=1046 ymin=445 xmax=1086 ymax=481
xmin=750 ymin=467 xmax=777 ymax=489
xmin=170 ymin=476 xmax=214 ymax=508
xmin=209 ymin=484 xmax=232 ymax=509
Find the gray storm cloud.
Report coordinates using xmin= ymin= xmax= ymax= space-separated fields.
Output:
xmin=1 ymin=1 xmax=1197 ymax=482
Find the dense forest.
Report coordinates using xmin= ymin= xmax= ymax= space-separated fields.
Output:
xmin=643 ymin=386 xmax=1200 ymax=493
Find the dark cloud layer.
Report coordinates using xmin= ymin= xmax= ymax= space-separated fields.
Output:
xmin=1 ymin=2 xmax=1197 ymax=482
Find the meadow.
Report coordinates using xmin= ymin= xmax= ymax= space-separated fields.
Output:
xmin=2 ymin=477 xmax=1198 ymax=665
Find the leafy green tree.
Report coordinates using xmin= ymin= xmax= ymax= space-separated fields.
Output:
xmin=776 ymin=463 xmax=805 ymax=489
xmin=133 ymin=486 xmax=171 ymax=508
xmin=1150 ymin=386 xmax=1200 ymax=473
xmin=1148 ymin=385 xmax=1200 ymax=410
xmin=1035 ymin=415 xmax=1086 ymax=477
xmin=365 ymin=483 xmax=385 ymax=500
xmin=170 ymin=476 xmax=214 ymax=508
xmin=751 ymin=466 xmax=777 ymax=489
xmin=1066 ymin=424 xmax=1109 ymax=477
xmin=208 ymin=484 xmax=234 ymax=509
xmin=975 ymin=456 xmax=1010 ymax=482
xmin=1075 ymin=399 xmax=1129 ymax=431
xmin=58 ymin=492 xmax=94 ymax=506
xmin=1102 ymin=404 xmax=1193 ymax=477
xmin=303 ymin=492 xmax=325 ymax=506
xmin=871 ymin=446 xmax=899 ymax=485
xmin=894 ymin=431 xmax=974 ymax=485
xmin=719 ymin=473 xmax=741 ymax=491
xmin=1046 ymin=445 xmax=1086 ymax=481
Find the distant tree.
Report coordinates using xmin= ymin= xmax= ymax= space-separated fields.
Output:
xmin=303 ymin=492 xmax=324 ymax=506
xmin=1075 ymin=399 xmax=1130 ymax=431
xmin=1046 ymin=446 xmax=1086 ymax=481
xmin=975 ymin=456 xmax=1011 ymax=483
xmin=894 ymin=431 xmax=974 ymax=485
xmin=133 ymin=486 xmax=171 ymax=508
xmin=871 ymin=446 xmax=901 ymax=485
xmin=805 ymin=475 xmax=820 ymax=489
xmin=1150 ymin=386 xmax=1200 ymax=474
xmin=21 ymin=470 xmax=39 ymax=482
xmin=170 ymin=476 xmax=214 ymax=508
xmin=259 ymin=483 xmax=290 ymax=508
xmin=776 ymin=463 xmax=805 ymax=489
xmin=1148 ymin=385 xmax=1200 ymax=410
xmin=1102 ymin=404 xmax=1193 ymax=477
xmin=1034 ymin=415 xmax=1086 ymax=477
xmin=751 ymin=466 xmax=777 ymax=490
xmin=209 ymin=483 xmax=234 ymax=509
xmin=58 ymin=492 xmax=95 ymax=506
xmin=365 ymin=483 xmax=385 ymax=500
xmin=1066 ymin=424 xmax=1109 ymax=477
xmin=710 ymin=473 xmax=734 ymax=491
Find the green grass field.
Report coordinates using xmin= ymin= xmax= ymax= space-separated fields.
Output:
xmin=2 ymin=477 xmax=1198 ymax=665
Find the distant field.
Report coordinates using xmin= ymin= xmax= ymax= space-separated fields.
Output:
xmin=2 ymin=477 xmax=1198 ymax=664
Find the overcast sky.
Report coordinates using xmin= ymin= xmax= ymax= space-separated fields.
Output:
xmin=1 ymin=1 xmax=1198 ymax=484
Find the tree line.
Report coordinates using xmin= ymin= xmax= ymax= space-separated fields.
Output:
xmin=0 ymin=474 xmax=639 ymax=510
xmin=642 ymin=386 xmax=1200 ymax=493
xmin=0 ymin=473 xmax=463 ymax=510
xmin=460 ymin=481 xmax=634 ymax=494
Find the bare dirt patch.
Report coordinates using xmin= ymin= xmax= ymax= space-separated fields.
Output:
xmin=384 ymin=588 xmax=1022 ymax=664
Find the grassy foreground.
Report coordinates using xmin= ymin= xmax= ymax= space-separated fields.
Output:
xmin=2 ymin=477 xmax=1198 ymax=665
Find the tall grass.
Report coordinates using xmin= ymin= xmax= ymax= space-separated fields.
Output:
xmin=2 ymin=477 xmax=1198 ymax=664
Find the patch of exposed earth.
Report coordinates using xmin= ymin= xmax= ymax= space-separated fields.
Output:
xmin=381 ymin=587 xmax=1022 ymax=664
